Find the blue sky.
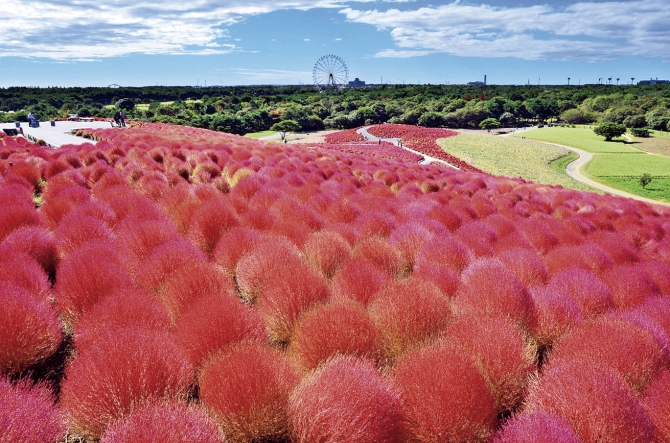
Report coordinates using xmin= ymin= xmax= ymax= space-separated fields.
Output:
xmin=0 ymin=0 xmax=668 ymax=87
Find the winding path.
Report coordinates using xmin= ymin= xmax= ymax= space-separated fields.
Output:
xmin=535 ymin=141 xmax=670 ymax=208
xmin=356 ymin=126 xmax=459 ymax=169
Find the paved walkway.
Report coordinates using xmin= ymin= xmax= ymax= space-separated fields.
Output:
xmin=535 ymin=140 xmax=670 ymax=208
xmin=356 ymin=126 xmax=458 ymax=169
xmin=1 ymin=121 xmax=114 ymax=148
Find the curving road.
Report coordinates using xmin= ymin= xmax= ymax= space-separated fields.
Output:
xmin=356 ymin=126 xmax=458 ymax=169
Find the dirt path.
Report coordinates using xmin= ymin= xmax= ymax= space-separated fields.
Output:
xmin=536 ymin=141 xmax=670 ymax=208
xmin=357 ymin=126 xmax=458 ymax=169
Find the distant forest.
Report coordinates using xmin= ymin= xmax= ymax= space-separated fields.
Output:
xmin=1 ymin=84 xmax=669 ymax=134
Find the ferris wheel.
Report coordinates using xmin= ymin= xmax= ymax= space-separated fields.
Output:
xmin=313 ymin=55 xmax=349 ymax=90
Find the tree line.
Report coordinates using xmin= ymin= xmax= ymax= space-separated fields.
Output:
xmin=1 ymin=83 xmax=669 ymax=134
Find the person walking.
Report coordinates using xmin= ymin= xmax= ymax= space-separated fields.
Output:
xmin=119 ymin=110 xmax=126 ymax=127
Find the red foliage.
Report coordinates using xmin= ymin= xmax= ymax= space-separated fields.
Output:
xmin=302 ymin=230 xmax=352 ymax=279
xmin=99 ymin=400 xmax=222 ymax=443
xmin=0 ymin=283 xmax=62 ymax=375
xmin=1 ymin=226 xmax=58 ymax=274
xmin=352 ymin=236 xmax=407 ymax=278
xmin=369 ymin=278 xmax=452 ymax=362
xmin=641 ymin=260 xmax=670 ymax=296
xmin=330 ymin=256 xmax=392 ymax=305
xmin=199 ymin=341 xmax=299 ymax=443
xmin=528 ymin=285 xmax=584 ymax=347
xmin=643 ymin=370 xmax=670 ymax=443
xmin=411 ymin=262 xmax=460 ymax=297
xmin=55 ymin=215 xmax=116 ymax=258
xmin=0 ymin=203 xmax=41 ymax=241
xmin=414 ymin=232 xmax=473 ymax=274
xmin=289 ymin=299 xmax=385 ymax=371
xmin=455 ymin=259 xmax=536 ymax=331
xmin=324 ymin=128 xmax=366 ymax=143
xmin=542 ymin=243 xmax=613 ymax=277
xmin=289 ymin=356 xmax=405 ymax=443
xmin=456 ymin=220 xmax=498 ymax=257
xmin=393 ymin=340 xmax=498 ymax=442
xmin=445 ymin=315 xmax=536 ymax=413
xmin=387 ymin=222 xmax=434 ymax=271
xmin=546 ymin=318 xmax=666 ymax=394
xmin=498 ymin=247 xmax=549 ymax=287
xmin=0 ymin=249 xmax=52 ymax=302
xmin=601 ymin=264 xmax=661 ymax=309
xmin=546 ymin=269 xmax=613 ymax=319
xmin=173 ymin=292 xmax=266 ymax=369
xmin=187 ymin=195 xmax=240 ymax=255
xmin=60 ymin=328 xmax=193 ymax=440
xmin=491 ymin=413 xmax=581 ymax=443
xmin=0 ymin=378 xmax=65 ymax=443
xmin=54 ymin=240 xmax=135 ymax=324
xmin=40 ymin=186 xmax=91 ymax=228
xmin=524 ymin=360 xmax=653 ymax=443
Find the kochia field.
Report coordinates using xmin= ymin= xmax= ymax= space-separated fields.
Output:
xmin=1 ymin=123 xmax=670 ymax=443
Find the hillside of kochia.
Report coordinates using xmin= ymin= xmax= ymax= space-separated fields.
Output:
xmin=2 ymin=123 xmax=670 ymax=442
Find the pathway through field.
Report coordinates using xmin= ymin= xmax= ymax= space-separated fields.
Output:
xmin=357 ymin=126 xmax=458 ymax=169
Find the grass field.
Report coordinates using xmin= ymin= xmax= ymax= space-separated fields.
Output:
xmin=515 ymin=127 xmax=640 ymax=153
xmin=592 ymin=177 xmax=670 ymax=203
xmin=244 ymin=131 xmax=277 ymax=139
xmin=437 ymin=133 xmax=592 ymax=191
xmin=628 ymin=133 xmax=670 ymax=156
xmin=586 ymin=153 xmax=670 ymax=177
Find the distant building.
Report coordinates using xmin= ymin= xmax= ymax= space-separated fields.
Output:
xmin=637 ymin=78 xmax=670 ymax=85
xmin=348 ymin=78 xmax=366 ymax=88
xmin=467 ymin=75 xmax=487 ymax=86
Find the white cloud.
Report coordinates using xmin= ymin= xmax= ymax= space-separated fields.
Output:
xmin=305 ymin=38 xmax=311 ymax=41
xmin=340 ymin=0 xmax=670 ymax=61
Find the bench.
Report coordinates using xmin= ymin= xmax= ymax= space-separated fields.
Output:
xmin=67 ymin=114 xmax=80 ymax=121
xmin=79 ymin=117 xmax=95 ymax=122
xmin=3 ymin=128 xmax=18 ymax=136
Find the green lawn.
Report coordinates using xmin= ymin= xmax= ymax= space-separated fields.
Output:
xmin=244 ymin=131 xmax=278 ymax=139
xmin=515 ymin=127 xmax=640 ymax=153
xmin=586 ymin=153 xmax=670 ymax=177
xmin=591 ymin=177 xmax=670 ymax=203
xmin=438 ymin=133 xmax=592 ymax=191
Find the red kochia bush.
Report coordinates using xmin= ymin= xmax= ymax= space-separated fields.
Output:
xmin=199 ymin=341 xmax=299 ymax=443
xmin=0 ymin=284 xmax=62 ymax=375
xmin=491 ymin=413 xmax=581 ymax=443
xmin=546 ymin=269 xmax=613 ymax=319
xmin=0 ymin=250 xmax=52 ymax=302
xmin=393 ymin=341 xmax=498 ymax=443
xmin=187 ymin=196 xmax=240 ymax=255
xmin=542 ymin=243 xmax=613 ymax=277
xmin=99 ymin=400 xmax=222 ymax=443
xmin=289 ymin=299 xmax=385 ymax=371
xmin=368 ymin=278 xmax=451 ymax=362
xmin=174 ymin=292 xmax=266 ymax=370
xmin=601 ymin=264 xmax=661 ymax=309
xmin=0 ymin=203 xmax=41 ymax=241
xmin=54 ymin=240 xmax=135 ymax=324
xmin=411 ymin=262 xmax=461 ymax=297
xmin=643 ymin=370 xmax=670 ymax=442
xmin=414 ymin=232 xmax=473 ymax=274
xmin=0 ymin=378 xmax=65 ymax=443
xmin=528 ymin=285 xmax=584 ymax=347
xmin=54 ymin=215 xmax=116 ymax=258
xmin=445 ymin=315 xmax=536 ymax=414
xmin=524 ymin=360 xmax=653 ymax=443
xmin=352 ymin=236 xmax=407 ymax=278
xmin=211 ymin=226 xmax=262 ymax=277
xmin=1 ymin=226 xmax=58 ymax=274
xmin=134 ymin=237 xmax=207 ymax=293
xmin=302 ymin=230 xmax=352 ymax=279
xmin=289 ymin=356 xmax=405 ymax=443
xmin=498 ymin=247 xmax=549 ymax=287
xmin=455 ymin=259 xmax=536 ymax=331
xmin=330 ymin=257 xmax=392 ymax=305
xmin=546 ymin=318 xmax=666 ymax=394
xmin=60 ymin=328 xmax=193 ymax=440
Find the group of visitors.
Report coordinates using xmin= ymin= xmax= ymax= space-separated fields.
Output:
xmin=27 ymin=112 xmax=39 ymax=128
xmin=113 ymin=110 xmax=126 ymax=127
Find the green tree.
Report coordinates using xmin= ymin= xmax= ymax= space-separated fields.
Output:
xmin=593 ymin=122 xmax=627 ymax=141
xmin=479 ymin=118 xmax=501 ymax=131
xmin=271 ymin=120 xmax=301 ymax=140
xmin=115 ymin=98 xmax=136 ymax=111
xmin=418 ymin=112 xmax=445 ymax=128
xmin=640 ymin=173 xmax=652 ymax=189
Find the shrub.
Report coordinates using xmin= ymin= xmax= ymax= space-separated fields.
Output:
xmin=455 ymin=259 xmax=536 ymax=331
xmin=1 ymin=226 xmax=58 ymax=275
xmin=60 ymin=328 xmax=193 ymax=440
xmin=542 ymin=243 xmax=613 ymax=277
xmin=393 ymin=340 xmax=498 ymax=442
xmin=456 ymin=221 xmax=498 ymax=257
xmin=643 ymin=370 xmax=670 ymax=443
xmin=411 ymin=262 xmax=461 ymax=297
xmin=289 ymin=356 xmax=405 ymax=443
xmin=491 ymin=412 xmax=581 ymax=443
xmin=528 ymin=285 xmax=584 ymax=348
xmin=114 ymin=218 xmax=180 ymax=264
xmin=199 ymin=341 xmax=299 ymax=443
xmin=99 ymin=400 xmax=222 ymax=443
xmin=0 ymin=378 xmax=65 ymax=443
xmin=330 ymin=257 xmax=392 ymax=305
xmin=0 ymin=249 xmax=52 ymax=302
xmin=498 ymin=247 xmax=549 ymax=286
xmin=302 ymin=230 xmax=352 ymax=279
xmin=387 ymin=222 xmax=434 ymax=271
xmin=73 ymin=289 xmax=171 ymax=352
xmin=445 ymin=315 xmax=536 ymax=413
xmin=187 ymin=196 xmax=240 ymax=255
xmin=40 ymin=186 xmax=91 ymax=228
xmin=601 ymin=264 xmax=661 ymax=309
xmin=546 ymin=269 xmax=613 ymax=319
xmin=134 ymin=237 xmax=207 ymax=293
xmin=352 ymin=236 xmax=406 ymax=278
xmin=414 ymin=232 xmax=473 ymax=274
xmin=0 ymin=204 xmax=41 ymax=241
xmin=594 ymin=122 xmax=627 ymax=141
xmin=54 ymin=240 xmax=135 ymax=324
xmin=54 ymin=215 xmax=116 ymax=258
xmin=174 ymin=292 xmax=266 ymax=370
xmin=0 ymin=283 xmax=62 ymax=375
xmin=211 ymin=227 xmax=262 ymax=277
xmin=368 ymin=278 xmax=452 ymax=362
xmin=546 ymin=318 xmax=665 ymax=394
xmin=289 ymin=299 xmax=385 ymax=371
xmin=524 ymin=360 xmax=653 ymax=443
